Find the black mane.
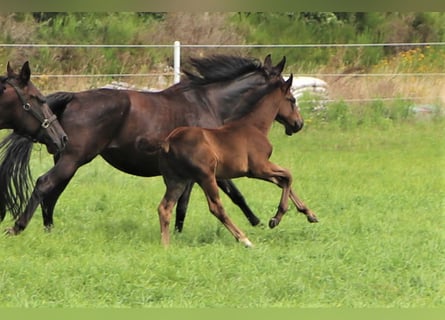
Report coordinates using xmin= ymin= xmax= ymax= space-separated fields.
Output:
xmin=181 ymin=55 xmax=264 ymax=85
xmin=46 ymin=91 xmax=75 ymax=118
xmin=223 ymin=78 xmax=283 ymax=123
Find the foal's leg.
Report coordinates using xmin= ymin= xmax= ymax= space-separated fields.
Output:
xmin=216 ymin=179 xmax=261 ymax=226
xmin=175 ymin=179 xmax=261 ymax=233
xmin=158 ymin=179 xmax=189 ymax=247
xmin=199 ymin=177 xmax=253 ymax=247
xmin=254 ymin=162 xmax=318 ymax=228
xmin=249 ymin=162 xmax=293 ymax=229
xmin=249 ymin=162 xmax=300 ymax=228
xmin=289 ymin=189 xmax=318 ymax=223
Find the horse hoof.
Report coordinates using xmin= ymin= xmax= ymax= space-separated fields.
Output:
xmin=268 ymin=218 xmax=279 ymax=229
xmin=241 ymin=238 xmax=253 ymax=248
xmin=250 ymin=218 xmax=261 ymax=227
xmin=307 ymin=215 xmax=319 ymax=223
xmin=257 ymin=222 xmax=266 ymax=229
xmin=4 ymin=227 xmax=17 ymax=236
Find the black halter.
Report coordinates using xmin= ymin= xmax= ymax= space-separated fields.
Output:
xmin=6 ymin=79 xmax=58 ymax=132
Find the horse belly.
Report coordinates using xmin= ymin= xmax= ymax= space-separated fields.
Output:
xmin=215 ymin=160 xmax=248 ymax=179
xmin=101 ymin=148 xmax=161 ymax=177
xmin=214 ymin=144 xmax=249 ymax=179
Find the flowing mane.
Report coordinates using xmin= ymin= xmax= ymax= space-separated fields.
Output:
xmin=181 ymin=55 xmax=264 ymax=85
xmin=165 ymin=55 xmax=271 ymax=121
xmin=223 ymin=78 xmax=283 ymax=123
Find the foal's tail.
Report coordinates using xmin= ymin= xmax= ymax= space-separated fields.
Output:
xmin=0 ymin=133 xmax=34 ymax=221
xmin=135 ymin=136 xmax=169 ymax=154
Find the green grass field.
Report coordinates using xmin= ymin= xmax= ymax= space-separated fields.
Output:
xmin=0 ymin=115 xmax=443 ymax=307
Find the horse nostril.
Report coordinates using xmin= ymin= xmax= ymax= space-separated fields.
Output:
xmin=62 ymin=135 xmax=69 ymax=144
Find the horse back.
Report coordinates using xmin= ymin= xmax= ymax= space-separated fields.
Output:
xmin=162 ymin=125 xmax=271 ymax=179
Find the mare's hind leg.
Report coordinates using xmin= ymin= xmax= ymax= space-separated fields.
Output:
xmin=217 ymin=179 xmax=261 ymax=227
xmin=174 ymin=182 xmax=194 ymax=233
xmin=199 ymin=176 xmax=253 ymax=247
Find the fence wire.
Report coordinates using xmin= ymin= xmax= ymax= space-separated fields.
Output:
xmin=2 ymin=42 xmax=444 ymax=104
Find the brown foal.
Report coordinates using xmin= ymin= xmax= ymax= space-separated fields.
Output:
xmin=151 ymin=74 xmax=318 ymax=247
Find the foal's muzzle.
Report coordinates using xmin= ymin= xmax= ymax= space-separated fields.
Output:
xmin=283 ymin=119 xmax=304 ymax=136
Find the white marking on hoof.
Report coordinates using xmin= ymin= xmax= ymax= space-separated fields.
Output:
xmin=241 ymin=238 xmax=253 ymax=248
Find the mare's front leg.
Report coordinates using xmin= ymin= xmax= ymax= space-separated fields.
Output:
xmin=217 ymin=179 xmax=261 ymax=227
xmin=7 ymin=159 xmax=78 ymax=235
xmin=41 ymin=178 xmax=73 ymax=232
xmin=40 ymin=154 xmax=76 ymax=231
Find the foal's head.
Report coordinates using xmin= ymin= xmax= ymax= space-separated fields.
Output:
xmin=275 ymin=74 xmax=304 ymax=135
xmin=0 ymin=62 xmax=67 ymax=154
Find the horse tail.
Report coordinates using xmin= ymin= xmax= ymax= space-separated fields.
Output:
xmin=135 ymin=136 xmax=167 ymax=154
xmin=159 ymin=141 xmax=170 ymax=153
xmin=0 ymin=133 xmax=34 ymax=221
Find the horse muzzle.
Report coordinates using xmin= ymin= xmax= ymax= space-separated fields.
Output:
xmin=284 ymin=119 xmax=304 ymax=136
xmin=38 ymin=120 xmax=68 ymax=154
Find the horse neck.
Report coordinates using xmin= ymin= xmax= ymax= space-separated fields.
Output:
xmin=0 ymin=98 xmax=17 ymax=129
xmin=189 ymin=72 xmax=268 ymax=121
xmin=232 ymin=88 xmax=281 ymax=136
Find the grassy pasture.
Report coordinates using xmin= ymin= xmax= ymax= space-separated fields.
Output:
xmin=0 ymin=115 xmax=443 ymax=307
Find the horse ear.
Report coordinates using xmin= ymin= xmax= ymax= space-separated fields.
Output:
xmin=19 ymin=61 xmax=31 ymax=84
xmin=263 ymin=54 xmax=272 ymax=69
xmin=274 ymin=56 xmax=286 ymax=74
xmin=7 ymin=61 xmax=14 ymax=77
xmin=263 ymin=54 xmax=273 ymax=76
xmin=284 ymin=74 xmax=293 ymax=93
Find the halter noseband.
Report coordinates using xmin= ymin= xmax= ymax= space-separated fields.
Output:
xmin=6 ymin=79 xmax=58 ymax=130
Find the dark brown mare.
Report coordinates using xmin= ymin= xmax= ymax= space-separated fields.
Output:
xmin=0 ymin=61 xmax=67 ymax=222
xmin=145 ymin=74 xmax=318 ymax=247
xmin=0 ymin=55 xmax=300 ymax=235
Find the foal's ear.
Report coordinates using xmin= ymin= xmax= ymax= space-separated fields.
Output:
xmin=274 ymin=56 xmax=286 ymax=74
xmin=19 ymin=61 xmax=31 ymax=84
xmin=284 ymin=73 xmax=293 ymax=93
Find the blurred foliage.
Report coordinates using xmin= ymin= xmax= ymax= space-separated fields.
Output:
xmin=0 ymin=12 xmax=443 ymax=83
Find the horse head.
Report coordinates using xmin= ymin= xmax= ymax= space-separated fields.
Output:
xmin=1 ymin=61 xmax=67 ymax=154
xmin=275 ymin=74 xmax=304 ymax=135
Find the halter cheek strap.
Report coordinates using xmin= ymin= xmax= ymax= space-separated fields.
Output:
xmin=6 ymin=79 xmax=56 ymax=129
